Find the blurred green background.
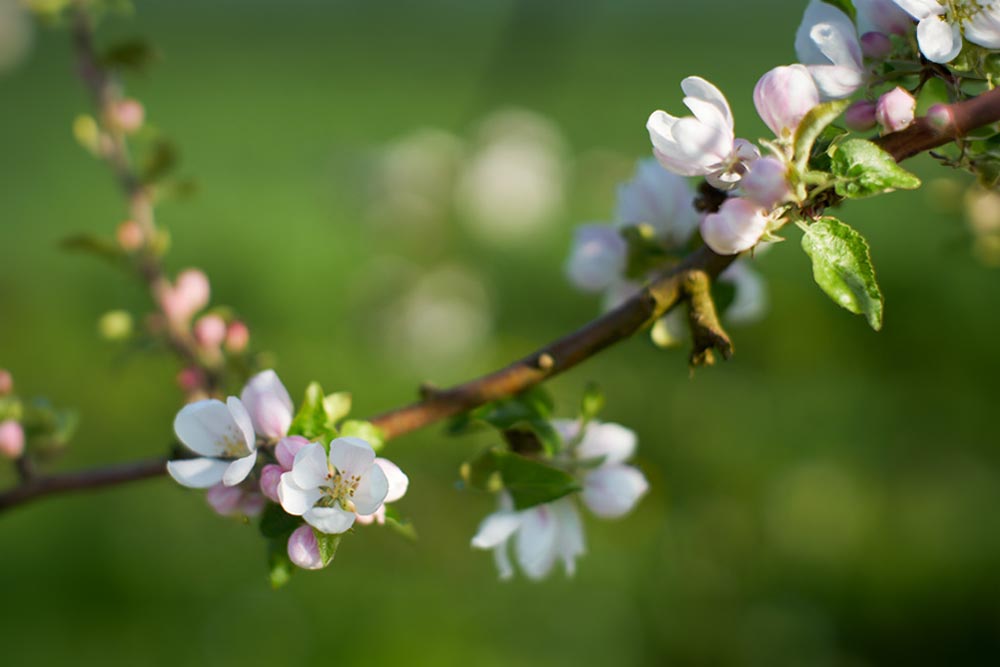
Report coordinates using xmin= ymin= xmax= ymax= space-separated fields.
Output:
xmin=2 ymin=1 xmax=1000 ymax=665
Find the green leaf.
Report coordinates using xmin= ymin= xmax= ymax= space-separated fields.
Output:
xmin=267 ymin=539 xmax=294 ymax=589
xmin=323 ymin=392 xmax=352 ymax=424
xmin=0 ymin=396 xmax=23 ymax=422
xmin=313 ymin=530 xmax=342 ymax=567
xmin=338 ymin=420 xmax=385 ymax=451
xmin=140 ymin=139 xmax=179 ymax=183
xmin=807 ymin=124 xmax=848 ymax=172
xmin=580 ymin=382 xmax=605 ymax=421
xmin=801 ymin=217 xmax=884 ymax=330
xmin=460 ymin=447 xmax=504 ymax=492
xmin=821 ymin=0 xmax=855 ymax=20
xmin=472 ymin=387 xmax=554 ymax=430
xmin=258 ymin=503 xmax=300 ymax=540
xmin=102 ymin=38 xmax=159 ymax=72
xmin=492 ymin=450 xmax=581 ymax=510
xmin=794 ymin=100 xmax=850 ymax=174
xmin=383 ymin=505 xmax=418 ymax=541
xmin=829 ymin=138 xmax=921 ymax=198
xmin=59 ymin=233 xmax=125 ymax=267
xmin=288 ymin=382 xmax=337 ymax=442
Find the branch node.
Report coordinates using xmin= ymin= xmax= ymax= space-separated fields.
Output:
xmin=418 ymin=382 xmax=441 ymax=400
xmin=536 ymin=353 xmax=555 ymax=371
xmin=681 ymin=270 xmax=734 ymax=369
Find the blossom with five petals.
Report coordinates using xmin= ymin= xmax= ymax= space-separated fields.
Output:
xmin=167 ymin=397 xmax=259 ymax=488
xmin=892 ymin=0 xmax=1000 ymax=64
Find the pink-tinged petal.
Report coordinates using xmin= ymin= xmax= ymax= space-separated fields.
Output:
xmin=614 ymin=158 xmax=700 ymax=245
xmin=352 ymin=461 xmax=389 ymax=515
xmin=670 ymin=117 xmax=731 ymax=166
xmin=891 ymin=0 xmax=940 ymax=21
xmin=796 ymin=1 xmax=863 ymax=68
xmin=278 ymin=473 xmax=322 ymax=516
xmin=647 ymin=112 xmax=709 ymax=176
xmin=304 ymin=506 xmax=356 ymax=534
xmin=275 ymin=435 xmax=310 ymax=471
xmin=226 ymin=397 xmax=256 ymax=451
xmin=515 ymin=504 xmax=560 ymax=580
xmin=259 ymin=464 xmax=283 ymax=502
xmin=576 ymin=421 xmax=638 ymax=464
xmin=916 ymin=16 xmax=961 ymax=64
xmin=471 ymin=511 xmax=522 ymax=549
xmin=855 ymin=0 xmax=914 ymax=35
xmin=173 ymin=400 xmax=237 ymax=457
xmin=328 ymin=436 xmax=376 ymax=478
xmin=240 ymin=370 xmax=293 ymax=440
xmin=375 ymin=458 xmax=409 ymax=503
xmin=551 ymin=498 xmax=586 ymax=577
xmin=206 ymin=483 xmax=244 ymax=516
xmin=810 ymin=21 xmax=863 ymax=70
xmin=291 ymin=442 xmax=329 ymax=490
xmin=355 ymin=505 xmax=386 ymax=525
xmin=166 ymin=458 xmax=229 ymax=488
xmin=680 ymin=76 xmax=733 ymax=131
xmin=493 ymin=544 xmax=515 ymax=580
xmin=287 ymin=525 xmax=325 ymax=570
xmin=239 ymin=493 xmax=266 ymax=518
xmin=565 ymin=225 xmax=627 ymax=293
xmin=582 ymin=464 xmax=650 ymax=519
xmin=222 ymin=451 xmax=257 ymax=487
xmin=700 ymin=197 xmax=770 ymax=255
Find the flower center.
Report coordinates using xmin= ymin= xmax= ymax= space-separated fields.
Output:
xmin=317 ymin=468 xmax=362 ymax=512
xmin=219 ymin=427 xmax=249 ymax=458
xmin=946 ymin=0 xmax=987 ymax=24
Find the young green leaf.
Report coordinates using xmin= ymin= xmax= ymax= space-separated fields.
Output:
xmin=821 ymin=0 xmax=855 ymax=20
xmin=338 ymin=420 xmax=385 ymax=451
xmin=267 ymin=539 xmax=294 ymax=589
xmin=313 ymin=530 xmax=342 ymax=567
xmin=829 ymin=138 xmax=921 ymax=198
xmin=494 ymin=451 xmax=581 ymax=510
xmin=580 ymin=382 xmax=605 ymax=421
xmin=801 ymin=217 xmax=884 ymax=330
xmin=794 ymin=99 xmax=850 ymax=174
xmin=288 ymin=382 xmax=337 ymax=442
xmin=383 ymin=505 xmax=418 ymax=541
xmin=323 ymin=392 xmax=352 ymax=424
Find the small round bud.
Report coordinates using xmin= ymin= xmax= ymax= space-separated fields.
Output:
xmin=700 ymin=198 xmax=770 ymax=256
xmin=275 ymin=435 xmax=311 ymax=471
xmin=98 ymin=310 xmax=134 ymax=341
xmin=927 ymin=104 xmax=954 ymax=132
xmin=287 ymin=525 xmax=326 ymax=570
xmin=259 ymin=464 xmax=283 ymax=502
xmin=116 ymin=220 xmax=145 ymax=251
xmin=239 ymin=493 xmax=266 ymax=518
xmin=193 ymin=314 xmax=227 ymax=350
xmin=0 ymin=420 xmax=25 ymax=459
xmin=845 ymin=100 xmax=878 ymax=132
xmin=176 ymin=366 xmax=205 ymax=393
xmin=741 ymin=157 xmax=790 ymax=209
xmin=860 ymin=32 xmax=893 ymax=60
xmin=0 ymin=369 xmax=12 ymax=396
xmin=224 ymin=320 xmax=250 ymax=354
xmin=110 ymin=99 xmax=145 ymax=134
xmin=206 ymin=483 xmax=244 ymax=516
xmin=157 ymin=269 xmax=210 ymax=326
xmin=753 ymin=65 xmax=820 ymax=137
xmin=875 ymin=87 xmax=916 ymax=133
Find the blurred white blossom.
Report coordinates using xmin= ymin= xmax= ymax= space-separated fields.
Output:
xmin=0 ymin=0 xmax=33 ymax=75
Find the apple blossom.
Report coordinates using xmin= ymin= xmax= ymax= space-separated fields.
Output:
xmin=110 ymin=98 xmax=145 ymax=134
xmin=646 ymin=76 xmax=759 ymax=189
xmin=845 ymin=100 xmax=878 ymax=131
xmin=892 ymin=0 xmax=1000 ymax=63
xmin=224 ymin=320 xmax=250 ymax=353
xmin=700 ymin=197 xmax=771 ymax=256
xmin=259 ymin=464 xmax=283 ymax=502
xmin=156 ymin=268 xmax=210 ymax=326
xmin=741 ymin=157 xmax=791 ymax=209
xmin=876 ymin=86 xmax=916 ymax=133
xmin=275 ymin=435 xmax=310 ymax=470
xmin=355 ymin=457 xmax=410 ymax=525
xmin=796 ymin=0 xmax=866 ymax=99
xmin=278 ymin=437 xmax=390 ymax=534
xmin=167 ymin=397 xmax=258 ymax=488
xmin=193 ymin=314 xmax=227 ymax=350
xmin=565 ymin=225 xmax=627 ymax=293
xmin=856 ymin=0 xmax=914 ymax=35
xmin=0 ymin=368 xmax=13 ymax=396
xmin=0 ymin=419 xmax=24 ymax=459
xmin=614 ymin=158 xmax=700 ymax=245
xmin=753 ymin=65 xmax=821 ymax=138
xmin=287 ymin=524 xmax=326 ymax=570
xmin=176 ymin=366 xmax=205 ymax=393
xmin=240 ymin=370 xmax=294 ymax=441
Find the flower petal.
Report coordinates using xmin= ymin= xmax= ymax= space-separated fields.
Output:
xmin=493 ymin=543 xmax=515 ymax=580
xmin=166 ymin=457 xmax=229 ymax=488
xmin=891 ymin=0 xmax=940 ymax=21
xmin=304 ymin=506 xmax=356 ymax=534
xmin=278 ymin=473 xmax=322 ymax=516
xmin=240 ymin=369 xmax=294 ymax=440
xmin=173 ymin=399 xmax=238 ymax=457
xmin=375 ymin=458 xmax=409 ymax=503
xmin=471 ymin=511 xmax=522 ymax=549
xmin=680 ymin=76 xmax=733 ymax=131
xmin=550 ymin=418 xmax=581 ymax=447
xmin=328 ymin=436 xmax=376 ymax=477
xmin=514 ymin=504 xmax=559 ymax=580
xmin=806 ymin=65 xmax=866 ymax=100
xmin=551 ymin=498 xmax=586 ymax=577
xmin=576 ymin=421 xmax=638 ymax=464
xmin=353 ymin=461 xmax=389 ymax=515
xmin=222 ymin=451 xmax=257 ymax=486
xmin=582 ymin=464 xmax=650 ymax=519
xmin=916 ymin=15 xmax=962 ymax=64
xmin=226 ymin=396 xmax=256 ymax=451
xmin=291 ymin=441 xmax=329 ymax=490
xmin=965 ymin=7 xmax=1000 ymax=50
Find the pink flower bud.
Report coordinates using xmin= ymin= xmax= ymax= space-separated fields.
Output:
xmin=259 ymin=464 xmax=283 ymax=502
xmin=224 ymin=320 xmax=250 ymax=354
xmin=239 ymin=492 xmax=266 ymax=518
xmin=275 ymin=435 xmax=311 ymax=471
xmin=193 ymin=314 xmax=227 ymax=350
xmin=0 ymin=420 xmax=25 ymax=459
xmin=111 ymin=99 xmax=145 ymax=134
xmin=206 ymin=483 xmax=244 ymax=516
xmin=176 ymin=366 xmax=205 ymax=393
xmin=287 ymin=525 xmax=326 ymax=570
xmin=741 ymin=157 xmax=790 ymax=208
xmin=845 ymin=100 xmax=878 ymax=132
xmin=876 ymin=87 xmax=915 ymax=133
xmin=860 ymin=32 xmax=893 ymax=60
xmin=157 ymin=269 xmax=210 ymax=326
xmin=0 ymin=369 xmax=12 ymax=396
xmin=927 ymin=104 xmax=954 ymax=132
xmin=753 ymin=65 xmax=820 ymax=138
xmin=700 ymin=198 xmax=770 ymax=256
xmin=116 ymin=220 xmax=145 ymax=251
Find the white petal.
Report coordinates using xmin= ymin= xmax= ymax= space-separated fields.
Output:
xmin=222 ymin=451 xmax=257 ymax=486
xmin=471 ymin=511 xmax=522 ymax=549
xmin=550 ymin=418 xmax=581 ymax=447
xmin=683 ymin=96 xmax=734 ymax=142
xmin=304 ymin=506 xmax=356 ymax=534
xmin=328 ymin=436 xmax=376 ymax=477
xmin=576 ymin=421 xmax=638 ymax=464
xmin=353 ymin=461 xmax=389 ymax=515
xmin=965 ymin=8 xmax=1000 ymax=50
xmin=291 ymin=442 xmax=329 ymax=490
xmin=809 ymin=20 xmax=863 ymax=70
xmin=278 ymin=473 xmax=322 ymax=516
xmin=796 ymin=0 xmax=860 ymax=65
xmin=671 ymin=117 xmax=731 ymax=167
xmin=226 ymin=396 xmax=256 ymax=451
xmin=680 ymin=76 xmax=733 ymax=131
xmin=807 ymin=64 xmax=866 ymax=100
xmin=719 ymin=260 xmax=769 ymax=325
xmin=582 ymin=464 xmax=650 ymax=519
xmin=240 ymin=369 xmax=294 ymax=440
xmin=173 ymin=400 xmax=237 ymax=457
xmin=493 ymin=543 xmax=514 ymax=580
xmin=916 ymin=15 xmax=962 ymax=64
xmin=514 ymin=504 xmax=559 ymax=580
xmin=166 ymin=458 xmax=229 ymax=488
xmin=551 ymin=498 xmax=586 ymax=577
xmin=891 ymin=0 xmax=940 ymax=21
xmin=375 ymin=458 xmax=409 ymax=503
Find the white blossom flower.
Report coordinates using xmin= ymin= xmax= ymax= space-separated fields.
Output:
xmin=646 ymin=77 xmax=759 ymax=189
xmin=796 ymin=0 xmax=866 ymax=99
xmin=700 ymin=197 xmax=772 ymax=255
xmin=167 ymin=397 xmax=258 ymax=488
xmin=240 ymin=369 xmax=294 ymax=441
xmin=355 ymin=458 xmax=410 ymax=525
xmin=565 ymin=225 xmax=627 ymax=293
xmin=892 ymin=0 xmax=1000 ymax=64
xmin=614 ymin=158 xmax=701 ymax=245
xmin=278 ymin=437 xmax=389 ymax=534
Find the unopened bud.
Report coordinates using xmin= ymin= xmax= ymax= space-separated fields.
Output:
xmin=845 ymin=100 xmax=878 ymax=132
xmin=876 ymin=87 xmax=916 ymax=133
xmin=176 ymin=366 xmax=205 ymax=393
xmin=116 ymin=220 xmax=145 ymax=251
xmin=927 ymin=103 xmax=954 ymax=132
xmin=259 ymin=464 xmax=283 ymax=502
xmin=224 ymin=320 xmax=250 ymax=354
xmin=98 ymin=310 xmax=134 ymax=341
xmin=193 ymin=314 xmax=227 ymax=350
xmin=700 ymin=198 xmax=770 ymax=255
xmin=206 ymin=483 xmax=244 ymax=516
xmin=287 ymin=525 xmax=326 ymax=570
xmin=741 ymin=157 xmax=791 ymax=208
xmin=860 ymin=32 xmax=893 ymax=60
xmin=275 ymin=435 xmax=311 ymax=471
xmin=110 ymin=99 xmax=145 ymax=134
xmin=753 ymin=65 xmax=820 ymax=138
xmin=0 ymin=420 xmax=25 ymax=459
xmin=157 ymin=269 xmax=210 ymax=326
xmin=0 ymin=369 xmax=12 ymax=396
xmin=239 ymin=492 xmax=266 ymax=517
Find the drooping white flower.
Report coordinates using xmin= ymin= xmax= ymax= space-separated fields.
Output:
xmin=892 ymin=0 xmax=1000 ymax=64
xmin=167 ymin=397 xmax=258 ymax=488
xmin=646 ymin=77 xmax=759 ymax=189
xmin=355 ymin=457 xmax=410 ymax=525
xmin=700 ymin=197 xmax=772 ymax=255
xmin=614 ymin=158 xmax=701 ymax=245
xmin=796 ymin=0 xmax=867 ymax=99
xmin=471 ymin=493 xmax=586 ymax=580
xmin=753 ymin=65 xmax=822 ymax=138
xmin=278 ymin=437 xmax=389 ymax=534
xmin=240 ymin=369 xmax=294 ymax=441
xmin=565 ymin=225 xmax=627 ymax=293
